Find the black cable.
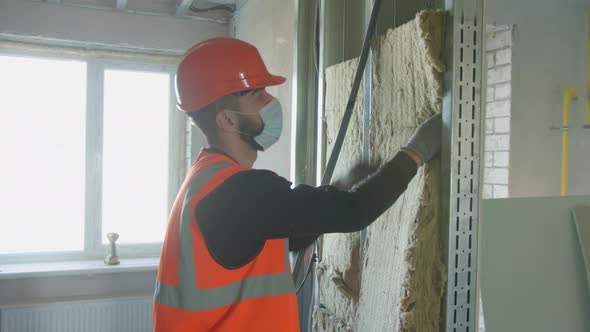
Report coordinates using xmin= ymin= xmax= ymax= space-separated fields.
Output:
xmin=295 ymin=253 xmax=318 ymax=294
xmin=189 ymin=4 xmax=235 ymax=13
xmin=321 ymin=0 xmax=383 ymax=185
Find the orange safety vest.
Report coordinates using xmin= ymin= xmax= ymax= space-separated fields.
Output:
xmin=153 ymin=150 xmax=299 ymax=332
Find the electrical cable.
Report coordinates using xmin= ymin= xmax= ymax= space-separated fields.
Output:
xmin=295 ymin=253 xmax=318 ymax=294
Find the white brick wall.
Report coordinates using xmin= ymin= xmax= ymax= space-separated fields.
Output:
xmin=494 ymin=117 xmax=510 ymax=133
xmin=495 ymin=48 xmax=511 ymax=66
xmin=487 ymin=65 xmax=511 ymax=84
xmin=484 ymin=167 xmax=509 ymax=184
xmin=494 ymin=151 xmax=510 ymax=167
xmin=487 ymin=100 xmax=511 ymax=117
xmin=486 ymin=86 xmax=494 ymax=100
xmin=483 ymin=25 xmax=512 ymax=199
xmin=486 ymin=28 xmax=512 ymax=50
xmin=486 ymin=134 xmax=510 ymax=151
xmin=494 ymin=83 xmax=511 ymax=99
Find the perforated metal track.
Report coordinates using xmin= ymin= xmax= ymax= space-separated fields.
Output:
xmin=445 ymin=0 xmax=484 ymax=331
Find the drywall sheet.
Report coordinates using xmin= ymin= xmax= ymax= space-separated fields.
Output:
xmin=480 ymin=196 xmax=590 ymax=332
xmin=315 ymin=11 xmax=446 ymax=331
xmin=572 ymin=205 xmax=590 ymax=292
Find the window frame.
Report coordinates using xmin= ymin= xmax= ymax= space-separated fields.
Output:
xmin=0 ymin=45 xmax=186 ymax=265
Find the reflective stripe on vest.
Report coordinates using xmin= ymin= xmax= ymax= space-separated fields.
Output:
xmin=155 ymin=161 xmax=294 ymax=311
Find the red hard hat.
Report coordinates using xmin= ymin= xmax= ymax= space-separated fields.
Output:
xmin=176 ymin=37 xmax=286 ymax=113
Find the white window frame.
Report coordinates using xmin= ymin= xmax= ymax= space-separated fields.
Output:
xmin=0 ymin=45 xmax=187 ymax=265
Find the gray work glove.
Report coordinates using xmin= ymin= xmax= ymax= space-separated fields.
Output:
xmin=403 ymin=112 xmax=442 ymax=165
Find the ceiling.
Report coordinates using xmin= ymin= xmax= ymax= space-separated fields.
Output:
xmin=37 ymin=0 xmax=245 ymax=22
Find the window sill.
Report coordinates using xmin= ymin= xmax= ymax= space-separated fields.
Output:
xmin=0 ymin=257 xmax=159 ymax=280
xmin=0 ymin=258 xmax=159 ymax=306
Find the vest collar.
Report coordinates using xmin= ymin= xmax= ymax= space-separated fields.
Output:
xmin=202 ymin=147 xmax=239 ymax=165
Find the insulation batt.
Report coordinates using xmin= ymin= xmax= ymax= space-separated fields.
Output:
xmin=314 ymin=10 xmax=447 ymax=332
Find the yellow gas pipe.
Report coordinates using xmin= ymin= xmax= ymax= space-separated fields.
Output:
xmin=561 ymin=87 xmax=578 ymax=196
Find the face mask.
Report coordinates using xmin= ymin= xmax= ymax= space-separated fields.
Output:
xmin=238 ymin=114 xmax=264 ymax=151
xmin=227 ymin=98 xmax=283 ymax=151
xmin=252 ymin=98 xmax=283 ymax=150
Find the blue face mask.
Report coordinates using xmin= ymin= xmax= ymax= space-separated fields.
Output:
xmin=253 ymin=98 xmax=283 ymax=150
xmin=228 ymin=98 xmax=283 ymax=151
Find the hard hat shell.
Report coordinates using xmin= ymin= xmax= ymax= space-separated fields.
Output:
xmin=176 ymin=37 xmax=286 ymax=113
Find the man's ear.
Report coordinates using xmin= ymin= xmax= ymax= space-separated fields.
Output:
xmin=216 ymin=109 xmax=238 ymax=131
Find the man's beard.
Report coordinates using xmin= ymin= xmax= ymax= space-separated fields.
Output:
xmin=239 ymin=116 xmax=264 ymax=151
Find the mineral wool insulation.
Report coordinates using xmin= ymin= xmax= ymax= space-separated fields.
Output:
xmin=314 ymin=11 xmax=446 ymax=332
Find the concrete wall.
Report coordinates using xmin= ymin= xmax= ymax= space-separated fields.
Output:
xmin=483 ymin=25 xmax=513 ymax=199
xmin=0 ymin=0 xmax=227 ymax=53
xmin=229 ymin=0 xmax=295 ymax=179
xmin=485 ymin=0 xmax=590 ymax=197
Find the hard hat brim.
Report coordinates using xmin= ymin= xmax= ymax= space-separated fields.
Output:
xmin=179 ymin=74 xmax=287 ymax=113
xmin=237 ymin=73 xmax=286 ymax=91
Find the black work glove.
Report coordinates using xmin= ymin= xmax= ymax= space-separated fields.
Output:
xmin=402 ymin=112 xmax=442 ymax=165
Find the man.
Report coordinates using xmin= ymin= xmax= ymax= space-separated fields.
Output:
xmin=153 ymin=37 xmax=441 ymax=332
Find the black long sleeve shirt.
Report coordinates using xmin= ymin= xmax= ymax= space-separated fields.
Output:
xmin=196 ymin=149 xmax=418 ymax=270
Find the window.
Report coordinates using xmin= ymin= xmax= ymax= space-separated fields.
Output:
xmin=0 ymin=56 xmax=87 ymax=255
xmin=0 ymin=49 xmax=185 ymax=263
xmin=102 ymin=70 xmax=170 ymax=245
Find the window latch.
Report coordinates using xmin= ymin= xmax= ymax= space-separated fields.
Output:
xmin=104 ymin=232 xmax=120 ymax=265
